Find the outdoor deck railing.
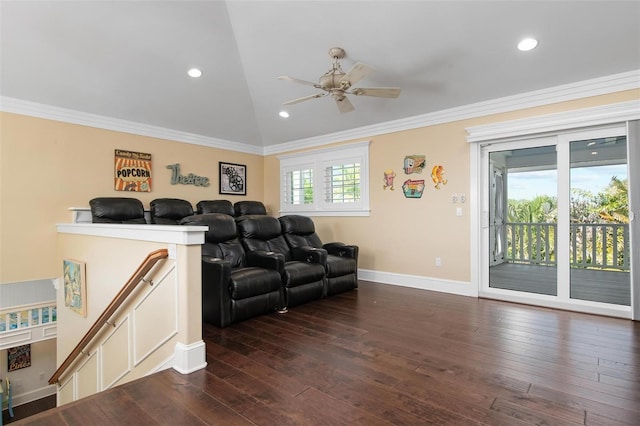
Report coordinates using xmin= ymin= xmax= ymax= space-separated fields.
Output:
xmin=505 ymin=222 xmax=629 ymax=270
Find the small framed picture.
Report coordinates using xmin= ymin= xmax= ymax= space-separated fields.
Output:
xmin=8 ymin=344 xmax=31 ymax=371
xmin=63 ymin=259 xmax=87 ymax=317
xmin=219 ymin=162 xmax=246 ymax=195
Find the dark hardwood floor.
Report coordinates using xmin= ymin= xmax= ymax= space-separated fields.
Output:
xmin=13 ymin=281 xmax=640 ymax=425
xmin=2 ymin=395 xmax=56 ymax=424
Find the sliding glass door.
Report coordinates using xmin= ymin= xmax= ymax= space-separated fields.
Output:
xmin=482 ymin=126 xmax=632 ymax=313
xmin=488 ymin=144 xmax=558 ymax=296
xmin=568 ymin=135 xmax=630 ymax=306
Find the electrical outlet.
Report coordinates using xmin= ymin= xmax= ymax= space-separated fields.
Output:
xmin=451 ymin=194 xmax=457 ymax=204
xmin=460 ymin=194 xmax=466 ymax=203
xmin=435 ymin=257 xmax=442 ymax=267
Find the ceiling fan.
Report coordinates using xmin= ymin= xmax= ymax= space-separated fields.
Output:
xmin=278 ymin=47 xmax=401 ymax=113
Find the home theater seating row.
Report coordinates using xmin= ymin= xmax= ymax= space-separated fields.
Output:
xmin=88 ymin=197 xmax=358 ymax=327
xmin=88 ymin=197 xmax=267 ymax=224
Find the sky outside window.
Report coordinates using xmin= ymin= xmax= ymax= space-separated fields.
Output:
xmin=508 ymin=165 xmax=627 ymax=200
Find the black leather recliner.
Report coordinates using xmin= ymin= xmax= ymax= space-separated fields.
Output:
xmin=279 ymin=215 xmax=359 ymax=296
xmin=237 ymin=215 xmax=326 ymax=308
xmin=150 ymin=198 xmax=194 ymax=224
xmin=234 ymin=201 xmax=267 ymax=217
xmin=89 ymin=197 xmax=146 ymax=224
xmin=179 ymin=213 xmax=285 ymax=328
xmin=196 ymin=200 xmax=234 ymax=216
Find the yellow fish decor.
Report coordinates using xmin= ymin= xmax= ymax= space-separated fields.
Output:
xmin=403 ymin=155 xmax=426 ymax=174
xmin=431 ymin=165 xmax=448 ymax=189
xmin=383 ymin=169 xmax=396 ymax=190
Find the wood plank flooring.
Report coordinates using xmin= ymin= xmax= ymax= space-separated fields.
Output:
xmin=1 ymin=395 xmax=55 ymax=424
xmin=14 ymin=281 xmax=640 ymax=425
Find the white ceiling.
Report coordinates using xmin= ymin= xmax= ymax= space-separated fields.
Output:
xmin=2 ymin=1 xmax=639 ymax=150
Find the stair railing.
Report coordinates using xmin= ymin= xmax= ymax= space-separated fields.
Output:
xmin=48 ymin=248 xmax=168 ymax=385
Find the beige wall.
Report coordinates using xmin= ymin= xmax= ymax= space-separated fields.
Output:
xmin=2 ymin=89 xmax=638 ymax=285
xmin=0 ymin=113 xmax=263 ymax=283
xmin=264 ymin=89 xmax=640 ymax=284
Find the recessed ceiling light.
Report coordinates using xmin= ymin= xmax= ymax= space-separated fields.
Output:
xmin=187 ymin=68 xmax=202 ymax=78
xmin=517 ymin=38 xmax=538 ymax=51
xmin=279 ymin=111 xmax=290 ymax=118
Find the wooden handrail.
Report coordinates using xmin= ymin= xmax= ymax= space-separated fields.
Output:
xmin=49 ymin=249 xmax=168 ymax=385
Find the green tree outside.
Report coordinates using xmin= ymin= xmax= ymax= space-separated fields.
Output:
xmin=506 ymin=177 xmax=628 ymax=269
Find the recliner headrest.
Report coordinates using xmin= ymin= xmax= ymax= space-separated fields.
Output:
xmin=150 ymin=198 xmax=194 ymax=224
xmin=179 ymin=213 xmax=237 ymax=243
xmin=89 ymin=197 xmax=146 ymax=224
xmin=237 ymin=215 xmax=281 ymax=239
xmin=196 ymin=200 xmax=234 ymax=216
xmin=279 ymin=215 xmax=315 ymax=235
xmin=234 ymin=201 xmax=267 ymax=216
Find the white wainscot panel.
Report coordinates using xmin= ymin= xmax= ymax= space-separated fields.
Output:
xmin=133 ymin=266 xmax=178 ymax=366
xmin=58 ymin=376 xmax=74 ymax=406
xmin=100 ymin=316 xmax=131 ymax=389
xmin=75 ymin=351 xmax=99 ymax=400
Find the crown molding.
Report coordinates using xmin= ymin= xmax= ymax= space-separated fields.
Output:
xmin=0 ymin=97 xmax=264 ymax=155
xmin=264 ymin=69 xmax=640 ymax=155
xmin=465 ymin=99 xmax=640 ymax=143
xmin=2 ymin=70 xmax=638 ymax=157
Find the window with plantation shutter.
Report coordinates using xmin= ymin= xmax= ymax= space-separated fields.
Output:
xmin=324 ymin=163 xmax=360 ymax=203
xmin=282 ymin=167 xmax=313 ymax=206
xmin=278 ymin=141 xmax=370 ymax=216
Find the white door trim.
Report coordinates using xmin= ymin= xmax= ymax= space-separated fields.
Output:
xmin=468 ymin=102 xmax=638 ymax=318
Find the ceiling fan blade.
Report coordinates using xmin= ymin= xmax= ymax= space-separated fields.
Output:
xmin=335 ymin=96 xmax=355 ymax=113
xmin=339 ymin=62 xmax=374 ymax=87
xmin=278 ymin=75 xmax=323 ymax=89
xmin=282 ymin=93 xmax=326 ymax=105
xmin=350 ymin=87 xmax=401 ymax=98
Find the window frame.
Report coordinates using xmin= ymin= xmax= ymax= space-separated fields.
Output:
xmin=278 ymin=141 xmax=370 ymax=216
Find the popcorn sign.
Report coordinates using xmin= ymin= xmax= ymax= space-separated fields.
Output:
xmin=114 ymin=149 xmax=152 ymax=192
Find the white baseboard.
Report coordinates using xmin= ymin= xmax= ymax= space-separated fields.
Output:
xmin=9 ymin=384 xmax=56 ymax=407
xmin=359 ymin=269 xmax=475 ymax=297
xmin=173 ymin=340 xmax=207 ymax=375
xmin=148 ymin=353 xmax=175 ymax=375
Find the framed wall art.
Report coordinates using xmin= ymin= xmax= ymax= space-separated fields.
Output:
xmin=114 ymin=149 xmax=152 ymax=192
xmin=63 ymin=259 xmax=87 ymax=317
xmin=219 ymin=162 xmax=246 ymax=195
xmin=8 ymin=344 xmax=31 ymax=371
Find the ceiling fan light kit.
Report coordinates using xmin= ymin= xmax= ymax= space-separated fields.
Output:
xmin=279 ymin=47 xmax=401 ymax=113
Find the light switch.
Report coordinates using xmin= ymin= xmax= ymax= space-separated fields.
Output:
xmin=456 ymin=207 xmax=462 ymax=216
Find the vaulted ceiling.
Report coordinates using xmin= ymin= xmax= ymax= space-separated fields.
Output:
xmin=2 ymin=1 xmax=639 ymax=152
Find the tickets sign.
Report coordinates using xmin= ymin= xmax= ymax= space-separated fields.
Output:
xmin=114 ymin=149 xmax=152 ymax=192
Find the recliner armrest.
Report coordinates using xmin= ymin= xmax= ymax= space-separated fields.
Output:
xmin=202 ymin=257 xmax=230 ymax=280
xmin=291 ymin=246 xmax=327 ymax=265
xmin=246 ymin=250 xmax=285 ymax=274
xmin=323 ymin=242 xmax=359 ymax=259
xmin=201 ymin=257 xmax=232 ymax=328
